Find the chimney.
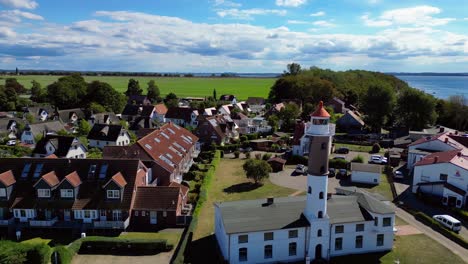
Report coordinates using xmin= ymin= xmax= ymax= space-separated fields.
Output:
xmin=433 ymin=156 xmax=439 ymax=163
xmin=444 ymin=138 xmax=449 ymax=143
xmin=266 ymin=197 xmax=274 ymax=205
xmin=458 ymin=152 xmax=462 ymax=157
xmin=440 ymin=127 xmax=445 ymax=133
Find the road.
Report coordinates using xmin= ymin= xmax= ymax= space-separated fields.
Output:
xmin=393 ymin=204 xmax=468 ymax=263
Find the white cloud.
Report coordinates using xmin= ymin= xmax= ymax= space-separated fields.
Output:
xmin=276 ymin=0 xmax=307 ymax=7
xmin=287 ymin=20 xmax=310 ymax=24
xmin=362 ymin=5 xmax=455 ymax=27
xmin=217 ymin=8 xmax=287 ymax=20
xmin=0 ymin=26 xmax=16 ymax=38
xmin=312 ymin=20 xmax=335 ymax=27
xmin=213 ymin=0 xmax=241 ymax=8
xmin=310 ymin=11 xmax=325 ymax=17
xmin=0 ymin=0 xmax=37 ymax=9
xmin=0 ymin=9 xmax=43 ymax=22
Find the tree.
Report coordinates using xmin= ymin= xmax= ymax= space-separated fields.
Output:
xmin=146 ymin=80 xmax=160 ymax=102
xmin=213 ymin=89 xmax=217 ymax=101
xmin=5 ymin=78 xmax=25 ymax=94
xmin=87 ymin=148 xmax=103 ymax=159
xmin=436 ymin=95 xmax=468 ymax=131
xmin=267 ymin=114 xmax=279 ymax=132
xmin=46 ymin=74 xmax=87 ymax=109
xmin=278 ymin=103 xmax=300 ymax=131
xmin=243 ymin=159 xmax=272 ymax=185
xmin=30 ymin=80 xmax=44 ymax=102
xmin=87 ymin=81 xmax=126 ymax=113
xmin=165 ymin=92 xmax=179 ymax=108
xmin=125 ymin=78 xmax=142 ymax=96
xmin=395 ymin=88 xmax=437 ymax=130
xmin=89 ymin=102 xmax=106 ymax=113
xmin=361 ymin=84 xmax=396 ymax=132
xmin=284 ymin=63 xmax=301 ymax=76
xmin=77 ymin=119 xmax=91 ymax=136
xmin=4 ymin=86 xmax=17 ymax=110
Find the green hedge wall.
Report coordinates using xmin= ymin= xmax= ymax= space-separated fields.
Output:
xmin=414 ymin=212 xmax=468 ymax=249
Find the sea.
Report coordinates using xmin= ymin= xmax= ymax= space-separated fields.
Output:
xmin=392 ymin=75 xmax=468 ymax=100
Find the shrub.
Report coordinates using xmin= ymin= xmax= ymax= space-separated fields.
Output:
xmin=371 ymin=143 xmax=381 ymax=153
xmin=188 ymin=193 xmax=199 ymax=204
xmin=54 ymin=245 xmax=73 ymax=264
xmin=287 ymin=155 xmax=308 ymax=165
xmin=243 ymin=159 xmax=272 ymax=184
xmin=78 ymin=237 xmax=172 ymax=255
xmin=329 ymin=158 xmax=349 ymax=169
xmin=240 ymin=135 xmax=248 ymax=142
xmin=255 ymin=153 xmax=262 ymax=160
xmin=351 ymin=155 xmax=364 ymax=163
xmin=245 ymin=152 xmax=251 ymax=159
xmin=234 ymin=151 xmax=240 ymax=158
xmin=262 ymin=153 xmax=272 ymax=161
xmin=414 ymin=212 xmax=468 ymax=248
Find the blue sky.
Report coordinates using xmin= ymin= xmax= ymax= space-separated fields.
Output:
xmin=0 ymin=0 xmax=467 ymax=72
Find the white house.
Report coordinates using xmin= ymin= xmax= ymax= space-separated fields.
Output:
xmin=412 ymin=149 xmax=468 ymax=208
xmin=351 ymin=163 xmax=382 ymax=185
xmin=407 ymin=132 xmax=464 ymax=170
xmin=238 ymin=117 xmax=272 ymax=135
xmin=87 ymin=124 xmax=130 ymax=149
xmin=246 ymin=97 xmax=266 ymax=114
xmin=20 ymin=121 xmax=66 ymax=146
xmin=32 ymin=135 xmax=87 ymax=159
xmin=214 ymin=102 xmax=395 ymax=264
xmin=153 ymin=103 xmax=168 ymax=123
xmin=165 ymin=107 xmax=199 ymax=127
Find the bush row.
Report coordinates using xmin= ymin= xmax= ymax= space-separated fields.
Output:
xmin=414 ymin=212 xmax=468 ymax=249
xmin=172 ymin=150 xmax=221 ymax=264
xmin=78 ymin=237 xmax=172 ymax=255
xmin=0 ymin=240 xmax=52 ymax=264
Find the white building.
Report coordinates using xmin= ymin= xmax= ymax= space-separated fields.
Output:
xmin=412 ymin=149 xmax=468 ymax=208
xmin=87 ymin=124 xmax=131 ymax=149
xmin=351 ymin=163 xmax=382 ymax=185
xmin=215 ymin=102 xmax=395 ymax=263
xmin=407 ymin=132 xmax=464 ymax=170
xmin=32 ymin=135 xmax=87 ymax=159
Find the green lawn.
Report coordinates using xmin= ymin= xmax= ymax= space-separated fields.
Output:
xmin=334 ymin=143 xmax=373 ymax=153
xmin=394 ymin=216 xmax=408 ymax=226
xmin=119 ymin=230 xmax=182 ymax=246
xmin=331 ymin=234 xmax=465 ymax=264
xmin=0 ymin=75 xmax=275 ymax=100
xmin=20 ymin=237 xmax=52 ymax=245
xmin=193 ymin=158 xmax=298 ymax=240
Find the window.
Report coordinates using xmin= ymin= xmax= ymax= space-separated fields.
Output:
xmin=264 ymin=245 xmax=272 ymax=259
xmin=33 ymin=163 xmax=43 ymax=178
xmin=318 ymin=211 xmax=323 ymax=218
xmin=0 ymin=188 xmax=6 ymax=197
xmin=134 ymin=211 xmax=139 ymax=216
xmin=264 ymin=232 xmax=274 ymax=241
xmin=107 ymin=190 xmax=120 ymax=199
xmin=335 ymin=237 xmax=343 ymax=250
xmin=238 ymin=235 xmax=248 ymax=244
xmin=440 ymin=173 xmax=448 ymax=181
xmin=60 ymin=189 xmax=74 ymax=198
xmin=239 ymin=248 xmax=247 ymax=262
xmin=374 ymin=217 xmax=379 ymax=226
xmin=321 ymin=142 xmax=326 ymax=150
xmin=37 ymin=189 xmax=50 ymax=198
xmin=335 ymin=225 xmax=344 ymax=234
xmin=383 ymin=217 xmax=392 ymax=227
xmin=355 ymin=236 xmax=363 ymax=248
xmin=99 ymin=164 xmax=108 ymax=179
xmin=377 ymin=234 xmax=384 ymax=246
xmin=319 ymin=192 xmax=324 ymax=199
xmin=289 ymin=242 xmax=297 ymax=256
xmin=308 ymin=186 xmax=312 ymax=194
xmin=317 ymin=229 xmax=322 ymax=237
xmin=88 ymin=165 xmax=97 ymax=177
xmin=356 ymin=224 xmax=364 ymax=232
xmin=142 ymin=211 xmax=146 ymax=217
xmin=21 ymin=163 xmax=31 ymax=178
xmin=289 ymin=230 xmax=298 ymax=238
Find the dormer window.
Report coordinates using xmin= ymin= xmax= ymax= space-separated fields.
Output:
xmin=33 ymin=164 xmax=43 ymax=178
xmin=99 ymin=164 xmax=108 ymax=179
xmin=0 ymin=188 xmax=6 ymax=197
xmin=22 ymin=163 xmax=31 ymax=178
xmin=107 ymin=190 xmax=120 ymax=199
xmin=61 ymin=189 xmax=74 ymax=198
xmin=37 ymin=189 xmax=50 ymax=198
xmin=88 ymin=165 xmax=97 ymax=178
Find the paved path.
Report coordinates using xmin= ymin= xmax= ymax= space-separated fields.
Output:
xmin=395 ymin=225 xmax=422 ymax=236
xmin=71 ymin=253 xmax=172 ymax=264
xmin=393 ymin=204 xmax=468 ymax=262
xmin=269 ymin=166 xmax=340 ymax=193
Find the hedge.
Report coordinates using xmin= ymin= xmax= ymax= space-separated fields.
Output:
xmin=78 ymin=237 xmax=172 ymax=255
xmin=172 ymin=150 xmax=221 ymax=264
xmin=414 ymin=212 xmax=468 ymax=249
xmin=286 ymin=155 xmax=308 ymax=165
xmin=0 ymin=240 xmax=52 ymax=264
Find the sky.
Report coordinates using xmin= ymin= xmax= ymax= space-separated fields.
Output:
xmin=0 ymin=0 xmax=467 ymax=73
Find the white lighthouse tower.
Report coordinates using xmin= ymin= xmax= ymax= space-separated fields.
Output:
xmin=304 ymin=101 xmax=334 ymax=261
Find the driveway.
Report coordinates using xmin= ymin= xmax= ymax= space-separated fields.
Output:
xmin=71 ymin=253 xmax=172 ymax=264
xmin=330 ymin=151 xmax=371 ymax=163
xmin=269 ymin=165 xmax=340 ymax=193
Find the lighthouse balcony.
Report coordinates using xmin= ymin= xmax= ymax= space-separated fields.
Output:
xmin=305 ymin=123 xmax=335 ymax=136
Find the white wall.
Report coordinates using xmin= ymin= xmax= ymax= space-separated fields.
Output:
xmin=227 ymin=227 xmax=307 ymax=264
xmin=215 ymin=206 xmax=230 ymax=260
xmin=89 ymin=133 xmax=130 ymax=150
xmin=412 ymin=163 xmax=468 ymax=195
xmin=351 ymin=171 xmax=380 ymax=185
xmin=21 ymin=131 xmax=35 ymax=145
xmin=408 ymin=140 xmax=457 ymax=169
xmin=66 ymin=144 xmax=87 ymax=158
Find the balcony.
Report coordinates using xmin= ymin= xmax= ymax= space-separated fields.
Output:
xmin=0 ymin=217 xmax=14 ymax=226
xmin=93 ymin=217 xmax=129 ymax=229
xmin=30 ymin=217 xmax=58 ymax=227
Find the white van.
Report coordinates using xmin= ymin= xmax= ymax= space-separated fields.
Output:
xmin=432 ymin=215 xmax=462 ymax=233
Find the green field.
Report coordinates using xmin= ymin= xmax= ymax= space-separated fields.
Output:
xmin=0 ymin=75 xmax=276 ymax=100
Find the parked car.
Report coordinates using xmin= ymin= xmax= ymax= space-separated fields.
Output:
xmin=338 ymin=168 xmax=347 ymax=177
xmin=335 ymin=147 xmax=350 ymax=154
xmin=369 ymin=155 xmax=387 ymax=164
xmin=244 ymin=147 xmax=253 ymax=153
xmin=6 ymin=139 xmax=16 ymax=146
xmin=432 ymin=215 xmax=462 ymax=233
xmin=393 ymin=170 xmax=404 ymax=179
xmin=295 ymin=164 xmax=306 ymax=174
xmin=329 ymin=168 xmax=336 ymax=177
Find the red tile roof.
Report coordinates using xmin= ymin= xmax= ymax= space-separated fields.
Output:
xmin=39 ymin=171 xmax=60 ymax=187
xmin=154 ymin=103 xmax=168 ymax=115
xmin=109 ymin=172 xmax=128 ymax=188
xmin=414 ymin=149 xmax=468 ymax=169
xmin=63 ymin=171 xmax=82 ymax=188
xmin=45 ymin=154 xmax=58 ymax=159
xmin=311 ymin=101 xmax=330 ymax=118
xmin=0 ymin=170 xmax=16 ymax=186
xmin=133 ymin=186 xmax=183 ymax=211
xmin=169 ymin=181 xmax=189 ymax=195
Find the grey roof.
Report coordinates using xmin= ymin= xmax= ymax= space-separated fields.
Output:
xmin=327 ymin=195 xmax=372 ymax=224
xmin=215 ymin=196 xmax=309 ymax=234
xmin=351 ymin=163 xmax=382 ymax=174
xmin=26 ymin=121 xmax=65 ymax=136
xmin=335 ymin=187 xmax=394 ymax=214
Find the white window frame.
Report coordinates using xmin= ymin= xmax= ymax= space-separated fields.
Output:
xmin=37 ymin=189 xmax=51 ymax=198
xmin=60 ymin=189 xmax=74 ymax=198
xmin=107 ymin=190 xmax=120 ymax=199
xmin=0 ymin=188 xmax=6 ymax=197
